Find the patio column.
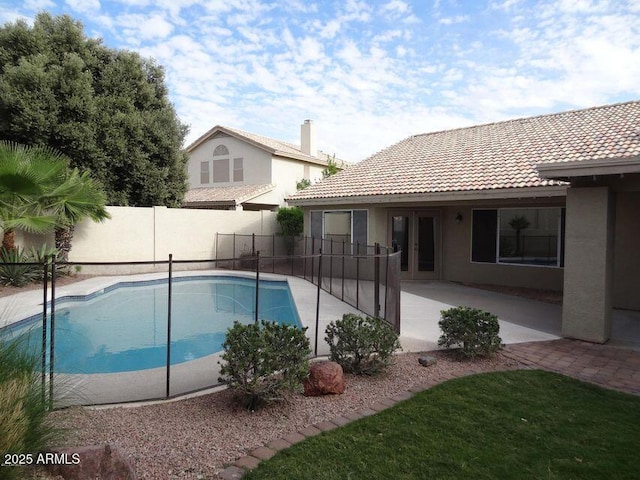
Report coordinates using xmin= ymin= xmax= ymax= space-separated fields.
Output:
xmin=562 ymin=186 xmax=615 ymax=343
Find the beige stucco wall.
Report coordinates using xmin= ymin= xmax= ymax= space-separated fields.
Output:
xmin=271 ymin=156 xmax=324 ymax=207
xmin=17 ymin=206 xmax=278 ymax=266
xmin=439 ymin=204 xmax=564 ymax=291
xmin=301 ymin=198 xmax=565 ymax=291
xmin=187 ymin=135 xmax=272 ymax=188
xmin=187 ymin=134 xmax=325 ymax=208
xmin=562 ymin=187 xmax=615 ymax=342
xmin=613 ymin=191 xmax=640 ymax=310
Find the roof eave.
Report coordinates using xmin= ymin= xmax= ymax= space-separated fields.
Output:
xmin=287 ymin=185 xmax=568 ymax=206
xmin=536 ymin=156 xmax=640 ymax=179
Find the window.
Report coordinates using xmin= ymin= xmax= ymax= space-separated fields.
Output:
xmin=213 ymin=159 xmax=229 ymax=183
xmin=233 ymin=158 xmax=243 ymax=182
xmin=324 ymin=211 xmax=351 ymax=244
xmin=472 ymin=207 xmax=564 ymax=267
xmin=213 ymin=145 xmax=229 ymax=156
xmin=200 ymin=161 xmax=210 ymax=184
xmin=310 ymin=209 xmax=368 ymax=248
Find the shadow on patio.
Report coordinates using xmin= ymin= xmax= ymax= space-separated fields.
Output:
xmin=398 ymin=281 xmax=640 ymax=352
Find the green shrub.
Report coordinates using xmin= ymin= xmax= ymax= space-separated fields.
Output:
xmin=325 ymin=314 xmax=401 ymax=375
xmin=219 ymin=320 xmax=311 ymax=410
xmin=438 ymin=306 xmax=502 ymax=358
xmin=0 ymin=336 xmax=60 ymax=479
xmin=0 ymin=247 xmax=41 ymax=286
xmin=276 ymin=207 xmax=303 ymax=237
xmin=28 ymin=244 xmax=68 ymax=279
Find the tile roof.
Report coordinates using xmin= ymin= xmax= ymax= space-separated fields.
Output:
xmin=186 ymin=125 xmax=340 ymax=167
xmin=183 ymin=184 xmax=275 ymax=207
xmin=288 ymin=100 xmax=640 ymax=202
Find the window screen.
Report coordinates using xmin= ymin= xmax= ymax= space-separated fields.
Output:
xmin=472 ymin=209 xmax=497 ymax=263
xmin=352 ymin=210 xmax=368 ymax=246
xmin=233 ymin=158 xmax=243 ymax=182
xmin=213 ymin=159 xmax=229 ymax=183
xmin=310 ymin=211 xmax=322 ymax=239
xmin=200 ymin=161 xmax=209 ymax=184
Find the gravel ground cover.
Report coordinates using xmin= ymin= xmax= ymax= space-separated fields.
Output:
xmin=50 ymin=351 xmax=522 ymax=479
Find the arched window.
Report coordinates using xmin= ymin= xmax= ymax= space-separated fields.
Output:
xmin=213 ymin=145 xmax=229 ymax=156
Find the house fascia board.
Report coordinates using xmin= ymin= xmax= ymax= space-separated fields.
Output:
xmin=272 ymin=152 xmax=328 ymax=166
xmin=287 ymin=185 xmax=568 ymax=206
xmin=536 ymin=156 xmax=640 ymax=178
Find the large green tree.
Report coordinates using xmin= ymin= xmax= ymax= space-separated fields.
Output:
xmin=0 ymin=12 xmax=188 ymax=207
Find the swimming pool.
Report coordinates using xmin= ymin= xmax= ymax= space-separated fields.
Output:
xmin=2 ymin=275 xmax=301 ymax=375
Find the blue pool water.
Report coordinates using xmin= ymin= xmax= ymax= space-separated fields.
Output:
xmin=1 ymin=276 xmax=301 ymax=374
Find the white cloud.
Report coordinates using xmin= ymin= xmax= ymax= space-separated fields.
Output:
xmin=381 ymin=0 xmax=410 ymax=15
xmin=138 ymin=15 xmax=174 ymax=40
xmin=24 ymin=0 xmax=55 ymax=10
xmin=65 ymin=0 xmax=100 ymax=14
xmin=439 ymin=15 xmax=470 ymax=25
xmin=5 ymin=0 xmax=640 ymax=162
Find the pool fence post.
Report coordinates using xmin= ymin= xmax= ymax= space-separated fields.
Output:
xmin=49 ymin=254 xmax=57 ymax=410
xmin=314 ymin=248 xmax=322 ymax=357
xmin=272 ymin=234 xmax=275 ymax=273
xmin=341 ymin=240 xmax=345 ymax=301
xmin=329 ymin=239 xmax=333 ymax=295
xmin=290 ymin=236 xmax=294 ymax=276
xmin=303 ymin=237 xmax=307 ymax=280
xmin=255 ymin=251 xmax=260 ymax=324
xmin=166 ymin=254 xmax=173 ymax=399
xmin=311 ymin=236 xmax=315 ymax=283
xmin=41 ymin=258 xmax=48 ymax=406
xmin=374 ymin=243 xmax=380 ymax=319
xmin=232 ymin=233 xmax=236 ymax=270
xmin=355 ymin=241 xmax=360 ymax=310
xmin=215 ymin=233 xmax=218 ymax=262
xmin=252 ymin=233 xmax=255 ymax=256
xmin=384 ymin=248 xmax=390 ymax=322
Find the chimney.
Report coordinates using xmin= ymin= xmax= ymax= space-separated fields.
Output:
xmin=300 ymin=119 xmax=317 ymax=157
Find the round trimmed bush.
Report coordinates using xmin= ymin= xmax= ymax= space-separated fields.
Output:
xmin=219 ymin=320 xmax=310 ymax=410
xmin=325 ymin=314 xmax=401 ymax=375
xmin=438 ymin=306 xmax=502 ymax=358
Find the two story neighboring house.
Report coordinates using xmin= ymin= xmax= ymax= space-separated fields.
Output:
xmin=183 ymin=120 xmax=336 ymax=211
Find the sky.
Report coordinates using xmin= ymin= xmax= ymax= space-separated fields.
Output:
xmin=1 ymin=0 xmax=640 ymax=162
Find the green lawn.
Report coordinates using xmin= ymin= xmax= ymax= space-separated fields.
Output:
xmin=244 ymin=370 xmax=640 ymax=480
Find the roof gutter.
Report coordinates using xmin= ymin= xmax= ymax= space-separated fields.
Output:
xmin=536 ymin=156 xmax=640 ymax=179
xmin=287 ymin=185 xmax=568 ymax=206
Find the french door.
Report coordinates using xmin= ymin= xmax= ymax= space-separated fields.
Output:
xmin=390 ymin=211 xmax=440 ymax=280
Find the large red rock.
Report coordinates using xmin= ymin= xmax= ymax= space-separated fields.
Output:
xmin=304 ymin=361 xmax=346 ymax=396
xmin=46 ymin=444 xmax=137 ymax=480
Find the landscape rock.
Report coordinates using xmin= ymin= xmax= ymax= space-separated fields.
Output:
xmin=304 ymin=361 xmax=346 ymax=396
xmin=418 ymin=355 xmax=437 ymax=367
xmin=46 ymin=444 xmax=137 ymax=480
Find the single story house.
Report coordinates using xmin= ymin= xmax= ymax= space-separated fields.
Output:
xmin=287 ymin=101 xmax=640 ymax=344
xmin=183 ymin=120 xmax=342 ymax=210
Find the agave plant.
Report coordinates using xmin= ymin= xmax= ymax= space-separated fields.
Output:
xmin=0 ymin=247 xmax=40 ymax=287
